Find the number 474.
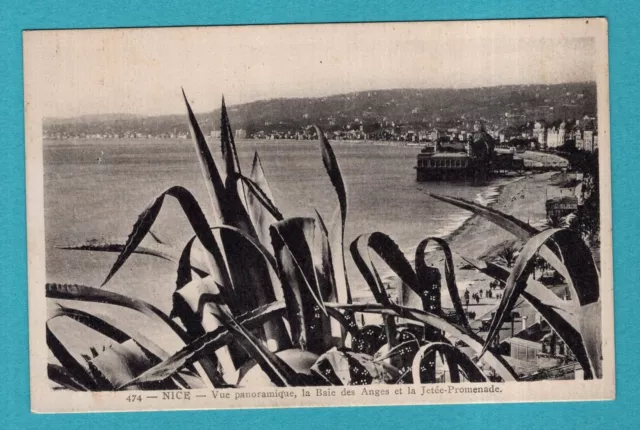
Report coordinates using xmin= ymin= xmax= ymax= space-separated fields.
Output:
xmin=126 ymin=394 xmax=142 ymax=403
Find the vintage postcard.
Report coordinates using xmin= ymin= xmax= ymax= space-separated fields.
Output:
xmin=25 ymin=18 xmax=614 ymax=413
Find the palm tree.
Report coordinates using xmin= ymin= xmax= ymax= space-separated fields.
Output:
xmin=497 ymin=244 xmax=519 ymax=268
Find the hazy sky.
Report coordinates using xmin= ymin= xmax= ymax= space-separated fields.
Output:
xmin=24 ymin=19 xmax=603 ymax=118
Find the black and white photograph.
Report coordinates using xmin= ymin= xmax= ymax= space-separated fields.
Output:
xmin=24 ymin=18 xmax=614 ymax=412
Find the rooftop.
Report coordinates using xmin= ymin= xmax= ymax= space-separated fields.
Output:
xmin=545 ymin=196 xmax=578 ymax=207
xmin=430 ymin=152 xmax=470 ymax=159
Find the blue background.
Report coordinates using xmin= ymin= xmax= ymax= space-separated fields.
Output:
xmin=1 ymin=0 xmax=638 ymax=428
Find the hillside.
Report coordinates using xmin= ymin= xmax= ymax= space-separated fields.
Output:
xmin=43 ymin=82 xmax=597 ymax=139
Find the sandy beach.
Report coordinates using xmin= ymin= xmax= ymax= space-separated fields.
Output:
xmin=418 ymin=170 xmax=569 ymax=322
xmin=352 ymin=168 xmax=574 ymax=329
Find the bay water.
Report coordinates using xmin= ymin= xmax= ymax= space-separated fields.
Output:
xmin=44 ymin=138 xmax=501 ymax=313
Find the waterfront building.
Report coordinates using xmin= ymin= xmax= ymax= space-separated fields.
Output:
xmin=533 ymin=121 xmax=547 ymax=148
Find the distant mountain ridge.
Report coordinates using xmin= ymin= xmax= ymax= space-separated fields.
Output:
xmin=44 ymin=113 xmax=144 ymax=125
xmin=43 ymin=82 xmax=597 ymax=139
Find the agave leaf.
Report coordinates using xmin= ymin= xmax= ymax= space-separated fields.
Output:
xmin=217 ymin=310 xmax=305 ymax=387
xmin=124 ymin=300 xmax=364 ymax=387
xmin=416 ymin=238 xmax=469 ymax=329
xmin=47 ymin=283 xmax=223 ymax=387
xmin=429 ymin=194 xmax=538 ymax=239
xmin=350 ymin=237 xmax=388 ymax=305
xmin=182 ymin=90 xmax=253 ymax=298
xmin=351 ymin=232 xmax=419 ymax=305
xmin=350 ymin=232 xmax=417 ymax=354
xmin=148 ymin=229 xmax=167 ymax=245
xmin=383 ymin=328 xmax=423 ymax=379
xmin=482 ymin=228 xmax=601 ymax=378
xmin=270 ymin=218 xmax=327 ymax=311
xmin=215 ymin=100 xmax=290 ymax=351
xmin=183 ymin=92 xmax=250 ymax=330
xmin=313 ymin=209 xmax=337 ymax=300
xmin=99 ymin=185 xmax=230 ymax=291
xmin=89 ymin=339 xmax=161 ymax=390
xmin=49 ymin=304 xmax=170 ymax=361
xmin=238 ymin=348 xmax=319 ymax=387
xmin=123 ymin=327 xmax=231 ymax=388
xmin=459 ymin=256 xmax=509 ymax=284
xmin=173 ymin=226 xmax=280 ymax=302
xmin=183 ymin=89 xmax=226 ymax=224
xmin=172 ymin=371 xmax=209 ymax=390
xmin=49 ymin=304 xmax=128 ymax=343
xmin=247 ymin=151 xmax=283 ymax=226
xmin=316 ymin=126 xmax=352 ymax=307
xmin=48 ymin=363 xmax=90 ymax=391
xmin=46 ymin=324 xmax=98 ymax=390
xmin=219 ymin=98 xmax=254 ymax=232
xmin=351 ymin=325 xmax=387 ymax=356
xmin=123 ymin=301 xmax=287 ymax=386
xmin=325 ymin=307 xmax=360 ymax=338
xmin=212 ymin=225 xmax=280 ymax=272
xmin=459 ymin=256 xmax=596 ymax=379
xmin=239 ymin=173 xmax=284 ymax=222
xmin=482 ymin=229 xmax=562 ymax=354
xmin=270 ymin=218 xmax=331 ymax=353
xmin=311 ymin=347 xmax=401 ymax=385
xmin=58 ymin=241 xmax=176 ymax=263
xmin=428 ymin=193 xmax=572 ymax=286
xmin=185 ymin=93 xmax=270 ymax=328
xmin=60 ymin=239 xmax=211 ymax=279
xmin=412 ymin=342 xmax=487 ymax=383
xmin=170 ymin=224 xmax=287 ymax=356
xmin=220 ymin=96 xmax=244 ymax=184
xmin=448 ymin=357 xmax=462 ymax=383
xmin=410 ymin=239 xmax=443 ymax=375
xmin=174 ymin=276 xmax=226 ymax=330
xmin=128 ymin=303 xmax=299 ymax=386
xmin=370 ymin=263 xmax=401 ymax=353
xmin=173 ymin=273 xmax=250 ymax=385
xmin=175 ymin=236 xmax=199 ymax=293
xmin=314 ymin=208 xmax=353 ymax=344
xmin=329 ymin=303 xmax=518 ymax=382
xmin=460 ymin=256 xmax=577 ymax=326
xmin=245 ymin=153 xmax=286 ymax=307
xmin=171 ymin=236 xmax=226 ymax=376
xmin=373 ymin=339 xmax=421 ymax=363
xmin=48 ymin=283 xmax=224 ymax=387
xmin=47 ymin=283 xmax=190 ymax=342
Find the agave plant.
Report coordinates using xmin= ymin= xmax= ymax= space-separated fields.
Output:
xmin=47 ymin=92 xmax=602 ymax=391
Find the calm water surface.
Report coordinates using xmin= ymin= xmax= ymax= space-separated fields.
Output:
xmin=44 ymin=139 xmax=498 ymax=312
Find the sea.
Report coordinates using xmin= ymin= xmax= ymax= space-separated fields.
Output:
xmin=44 ymin=138 xmax=505 ymax=313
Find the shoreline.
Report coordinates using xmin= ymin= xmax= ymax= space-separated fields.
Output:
xmin=356 ymin=170 xmax=566 ymax=324
xmin=441 ymin=177 xmax=520 ymax=245
xmin=418 ymin=170 xmax=564 ymax=316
